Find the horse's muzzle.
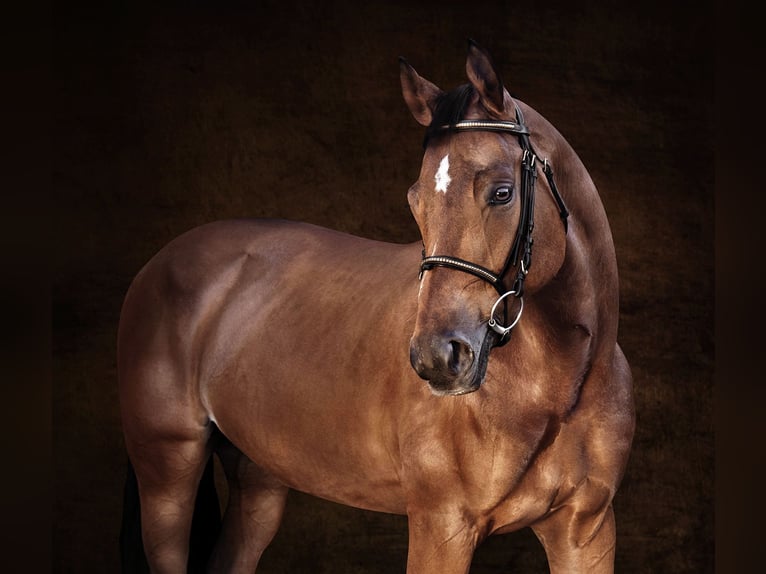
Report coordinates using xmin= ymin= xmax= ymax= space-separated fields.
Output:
xmin=409 ymin=331 xmax=490 ymax=396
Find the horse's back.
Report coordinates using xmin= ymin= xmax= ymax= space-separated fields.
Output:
xmin=118 ymin=219 xmax=308 ymax=370
xmin=119 ymin=218 xmax=414 ymax=374
xmin=123 ymin=219 xmax=374 ymax=299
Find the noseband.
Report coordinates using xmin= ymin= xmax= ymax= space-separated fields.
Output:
xmin=419 ymin=102 xmax=569 ymax=346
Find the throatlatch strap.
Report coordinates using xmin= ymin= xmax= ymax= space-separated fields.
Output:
xmin=542 ymin=161 xmax=569 ymax=232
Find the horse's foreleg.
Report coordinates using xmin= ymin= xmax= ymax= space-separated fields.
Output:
xmin=531 ymin=503 xmax=617 ymax=574
xmin=405 ymin=509 xmax=479 ymax=574
xmin=207 ymin=439 xmax=289 ymax=574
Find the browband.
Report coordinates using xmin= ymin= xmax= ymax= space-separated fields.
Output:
xmin=439 ymin=119 xmax=530 ymax=135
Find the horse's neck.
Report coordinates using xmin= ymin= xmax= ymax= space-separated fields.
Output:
xmin=508 ymin=121 xmax=620 ymax=391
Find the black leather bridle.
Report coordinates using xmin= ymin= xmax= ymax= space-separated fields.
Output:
xmin=419 ymin=102 xmax=569 ymax=345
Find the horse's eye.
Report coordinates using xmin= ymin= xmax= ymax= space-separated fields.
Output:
xmin=491 ymin=186 xmax=513 ymax=205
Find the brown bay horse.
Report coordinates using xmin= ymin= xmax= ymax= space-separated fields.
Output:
xmin=118 ymin=41 xmax=634 ymax=573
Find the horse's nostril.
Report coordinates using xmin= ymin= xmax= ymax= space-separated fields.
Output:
xmin=447 ymin=338 xmax=474 ymax=375
xmin=410 ymin=334 xmax=476 ymax=382
xmin=448 ymin=340 xmax=461 ymax=371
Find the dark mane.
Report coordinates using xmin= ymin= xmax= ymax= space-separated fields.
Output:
xmin=423 ymin=83 xmax=475 ymax=148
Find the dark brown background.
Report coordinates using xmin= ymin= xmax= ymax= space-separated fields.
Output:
xmin=52 ymin=0 xmax=713 ymax=572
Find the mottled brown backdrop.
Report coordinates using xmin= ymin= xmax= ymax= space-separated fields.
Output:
xmin=53 ymin=0 xmax=713 ymax=572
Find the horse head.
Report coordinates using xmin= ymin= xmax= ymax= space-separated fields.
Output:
xmin=401 ymin=40 xmax=569 ymax=396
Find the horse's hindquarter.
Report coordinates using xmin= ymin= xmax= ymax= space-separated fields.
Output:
xmin=185 ymin=220 xmax=420 ymax=512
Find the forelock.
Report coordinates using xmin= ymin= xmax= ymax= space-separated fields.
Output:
xmin=423 ymin=84 xmax=475 ymax=148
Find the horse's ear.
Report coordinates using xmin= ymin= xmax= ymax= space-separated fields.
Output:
xmin=399 ymin=57 xmax=443 ymax=127
xmin=465 ymin=39 xmax=509 ymax=117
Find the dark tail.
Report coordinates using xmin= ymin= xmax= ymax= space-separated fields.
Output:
xmin=119 ymin=458 xmax=222 ymax=573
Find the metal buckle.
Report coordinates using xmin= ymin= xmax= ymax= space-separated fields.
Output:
xmin=522 ymin=149 xmax=537 ymax=170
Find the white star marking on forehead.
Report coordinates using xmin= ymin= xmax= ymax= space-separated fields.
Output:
xmin=434 ymin=154 xmax=451 ymax=194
